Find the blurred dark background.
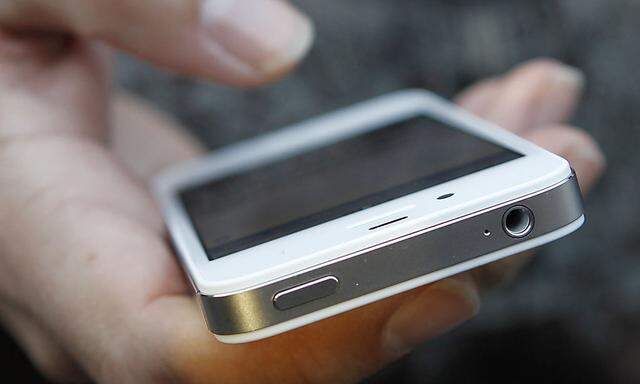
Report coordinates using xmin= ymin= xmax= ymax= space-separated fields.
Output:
xmin=4 ymin=0 xmax=640 ymax=382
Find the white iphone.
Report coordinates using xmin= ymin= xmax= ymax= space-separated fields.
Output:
xmin=154 ymin=90 xmax=584 ymax=344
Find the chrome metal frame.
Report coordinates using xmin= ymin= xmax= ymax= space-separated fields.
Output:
xmin=199 ymin=174 xmax=583 ymax=335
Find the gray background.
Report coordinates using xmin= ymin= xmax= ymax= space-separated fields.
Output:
xmin=115 ymin=1 xmax=639 ymax=383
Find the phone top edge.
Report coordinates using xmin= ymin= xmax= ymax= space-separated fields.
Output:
xmin=204 ymin=172 xmax=577 ymax=298
xmin=189 ymin=161 xmax=571 ymax=295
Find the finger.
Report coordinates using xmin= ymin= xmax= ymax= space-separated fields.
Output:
xmin=454 ymin=77 xmax=501 ymax=114
xmin=458 ymin=58 xmax=585 ymax=132
xmin=139 ymin=275 xmax=479 ymax=384
xmin=0 ymin=0 xmax=314 ymax=86
xmin=524 ymin=124 xmax=606 ymax=194
xmin=111 ymin=92 xmax=205 ymax=182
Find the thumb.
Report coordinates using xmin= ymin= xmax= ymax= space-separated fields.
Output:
xmin=0 ymin=0 xmax=314 ymax=86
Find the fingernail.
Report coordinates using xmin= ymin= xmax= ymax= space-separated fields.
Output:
xmin=381 ymin=277 xmax=480 ymax=361
xmin=553 ymin=64 xmax=585 ymax=89
xmin=201 ymin=0 xmax=314 ymax=75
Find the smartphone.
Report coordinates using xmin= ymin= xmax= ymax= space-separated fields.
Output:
xmin=154 ymin=90 xmax=584 ymax=344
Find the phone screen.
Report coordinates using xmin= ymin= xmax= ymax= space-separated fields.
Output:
xmin=180 ymin=116 xmax=522 ymax=260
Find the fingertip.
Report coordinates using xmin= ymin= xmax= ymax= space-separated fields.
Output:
xmin=457 ymin=58 xmax=587 ymax=132
xmin=254 ymin=9 xmax=315 ymax=78
xmin=511 ymin=58 xmax=584 ymax=83
xmin=199 ymin=0 xmax=315 ymax=86
xmin=508 ymin=58 xmax=586 ymax=106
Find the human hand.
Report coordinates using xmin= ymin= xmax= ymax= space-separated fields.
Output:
xmin=0 ymin=31 xmax=604 ymax=384
xmin=0 ymin=0 xmax=314 ymax=85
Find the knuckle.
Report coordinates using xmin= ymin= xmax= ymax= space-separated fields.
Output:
xmin=75 ymin=0 xmax=199 ymax=41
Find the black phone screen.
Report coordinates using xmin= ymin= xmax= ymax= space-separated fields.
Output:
xmin=180 ymin=116 xmax=522 ymax=260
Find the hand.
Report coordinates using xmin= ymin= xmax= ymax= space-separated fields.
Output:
xmin=0 ymin=32 xmax=604 ymax=384
xmin=0 ymin=0 xmax=314 ymax=85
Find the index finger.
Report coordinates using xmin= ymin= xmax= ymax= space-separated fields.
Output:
xmin=0 ymin=0 xmax=314 ymax=86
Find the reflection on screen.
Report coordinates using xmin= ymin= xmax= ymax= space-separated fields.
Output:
xmin=180 ymin=117 xmax=522 ymax=260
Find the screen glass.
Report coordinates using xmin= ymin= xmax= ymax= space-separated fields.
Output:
xmin=180 ymin=116 xmax=522 ymax=260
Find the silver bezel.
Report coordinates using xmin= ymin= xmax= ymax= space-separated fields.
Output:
xmin=199 ymin=174 xmax=583 ymax=336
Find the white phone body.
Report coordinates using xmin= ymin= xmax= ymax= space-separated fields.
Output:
xmin=154 ymin=90 xmax=584 ymax=343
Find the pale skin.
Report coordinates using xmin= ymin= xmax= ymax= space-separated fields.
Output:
xmin=0 ymin=1 xmax=605 ymax=383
